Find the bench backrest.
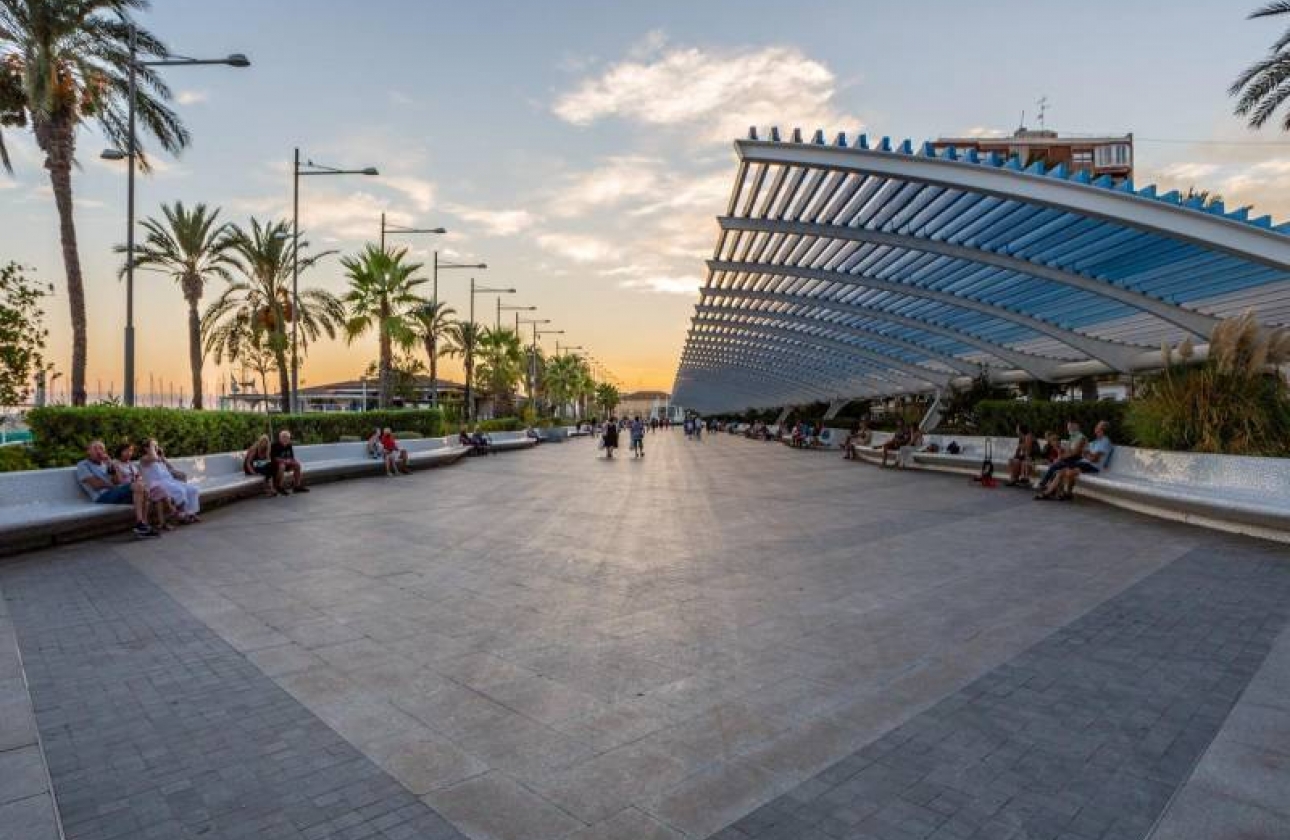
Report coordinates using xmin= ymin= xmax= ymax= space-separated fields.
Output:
xmin=1102 ymin=446 xmax=1290 ymax=494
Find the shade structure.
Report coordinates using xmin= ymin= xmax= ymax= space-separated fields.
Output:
xmin=671 ymin=128 xmax=1290 ymax=413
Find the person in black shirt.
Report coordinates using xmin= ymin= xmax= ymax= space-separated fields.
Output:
xmin=270 ymin=429 xmax=309 ymax=493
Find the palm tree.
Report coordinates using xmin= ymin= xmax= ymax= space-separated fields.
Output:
xmin=1231 ymin=2 xmax=1290 ymax=128
xmin=595 ymin=382 xmax=621 ymax=417
xmin=475 ymin=326 xmax=524 ymax=416
xmin=0 ymin=0 xmax=189 ymax=405
xmin=444 ymin=320 xmax=483 ymax=417
xmin=203 ymin=218 xmax=343 ymax=413
xmin=120 ymin=202 xmax=233 ymax=409
xmin=542 ymin=353 xmax=586 ymax=419
xmin=406 ymin=299 xmax=456 ymax=401
xmin=340 ymin=245 xmax=427 ymax=409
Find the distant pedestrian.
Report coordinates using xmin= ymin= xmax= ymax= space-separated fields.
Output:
xmin=630 ymin=415 xmax=645 ymax=458
xmin=602 ymin=416 xmax=620 ymax=458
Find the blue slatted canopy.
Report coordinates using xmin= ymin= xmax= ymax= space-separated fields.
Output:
xmin=672 ymin=128 xmax=1290 ymax=412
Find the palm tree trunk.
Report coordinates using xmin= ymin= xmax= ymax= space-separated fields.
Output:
xmin=186 ymin=298 xmax=204 ymax=410
xmin=378 ymin=303 xmax=391 ymax=409
xmin=273 ymin=333 xmax=291 ymax=413
xmin=42 ymin=121 xmax=89 ymax=406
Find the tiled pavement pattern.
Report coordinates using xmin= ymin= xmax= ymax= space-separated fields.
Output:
xmin=713 ymin=547 xmax=1290 ymax=840
xmin=3 ymin=432 xmax=1289 ymax=840
xmin=0 ymin=557 xmax=467 ymax=840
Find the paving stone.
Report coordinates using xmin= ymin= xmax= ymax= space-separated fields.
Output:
xmin=710 ymin=548 xmax=1290 ymax=838
xmin=421 ymin=771 xmax=584 ymax=840
xmin=0 ymin=557 xmax=467 ymax=840
xmin=0 ymin=793 xmax=60 ymax=840
xmin=0 ymin=745 xmax=48 ymax=805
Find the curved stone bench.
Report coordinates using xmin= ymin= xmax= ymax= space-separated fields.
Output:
xmin=1077 ymin=447 xmax=1290 ymax=542
xmin=0 ymin=436 xmax=470 ymax=555
xmin=486 ymin=430 xmax=539 ymax=451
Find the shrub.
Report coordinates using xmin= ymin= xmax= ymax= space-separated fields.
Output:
xmin=0 ymin=445 xmax=36 ymax=473
xmin=457 ymin=417 xmax=522 ymax=433
xmin=975 ymin=399 xmax=1129 ymax=440
xmin=1126 ymin=317 xmax=1290 ymax=456
xmin=27 ymin=406 xmax=444 ymax=468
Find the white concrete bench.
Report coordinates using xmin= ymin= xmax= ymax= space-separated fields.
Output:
xmin=0 ymin=436 xmax=470 ymax=554
xmin=1077 ymin=447 xmax=1290 ymax=542
xmin=486 ymin=430 xmax=539 ymax=451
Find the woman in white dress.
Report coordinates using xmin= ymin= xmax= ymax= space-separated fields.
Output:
xmin=141 ymin=439 xmax=200 ymax=524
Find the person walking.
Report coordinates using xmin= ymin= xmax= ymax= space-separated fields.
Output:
xmin=602 ymin=416 xmax=620 ymax=459
xmin=630 ymin=415 xmax=645 ymax=458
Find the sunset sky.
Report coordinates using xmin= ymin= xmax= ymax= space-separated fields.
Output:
xmin=3 ymin=0 xmax=1288 ymax=402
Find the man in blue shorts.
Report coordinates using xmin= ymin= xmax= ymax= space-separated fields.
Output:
xmin=75 ymin=440 xmax=157 ymax=537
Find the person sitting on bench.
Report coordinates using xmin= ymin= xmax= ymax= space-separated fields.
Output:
xmin=243 ymin=434 xmax=281 ymax=495
xmin=881 ymin=422 xmax=911 ymax=467
xmin=1035 ymin=420 xmax=1088 ymax=500
xmin=1005 ymin=424 xmax=1041 ymax=487
xmin=1051 ymin=421 xmax=1114 ymax=500
xmin=378 ymin=428 xmax=411 ymax=475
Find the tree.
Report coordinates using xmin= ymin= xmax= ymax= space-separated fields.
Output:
xmin=475 ymin=327 xmax=524 ymax=416
xmin=540 ymin=353 xmax=579 ymax=418
xmin=0 ymin=262 xmax=49 ymax=406
xmin=1231 ymin=2 xmax=1290 ymax=129
xmin=405 ymin=299 xmax=456 ymax=400
xmin=340 ymin=245 xmax=427 ymax=409
xmin=595 ymin=381 xmax=621 ymax=417
xmin=203 ymin=218 xmax=343 ymax=413
xmin=443 ymin=320 xmax=483 ymax=415
xmin=0 ymin=0 xmax=189 ymax=405
xmin=121 ymin=202 xmax=234 ymax=408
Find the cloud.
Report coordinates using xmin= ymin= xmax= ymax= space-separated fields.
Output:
xmin=535 ymin=232 xmax=620 ymax=264
xmin=553 ymin=39 xmax=857 ymax=141
xmin=446 ymin=205 xmax=539 ymax=236
xmin=551 ymin=155 xmax=664 ymax=217
xmin=619 ymin=274 xmax=702 ymax=295
xmin=176 ymin=90 xmax=208 ymax=106
xmin=1137 ymin=156 xmax=1290 ymax=221
xmin=377 ymin=174 xmax=435 ymax=212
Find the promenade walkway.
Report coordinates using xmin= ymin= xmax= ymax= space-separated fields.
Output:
xmin=1 ymin=432 xmax=1287 ymax=840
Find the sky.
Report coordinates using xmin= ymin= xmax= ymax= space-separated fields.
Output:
xmin=3 ymin=0 xmax=1290 ymax=402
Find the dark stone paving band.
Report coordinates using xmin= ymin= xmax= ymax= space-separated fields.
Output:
xmin=711 ymin=546 xmax=1290 ymax=840
xmin=1 ymin=556 xmax=466 ymax=840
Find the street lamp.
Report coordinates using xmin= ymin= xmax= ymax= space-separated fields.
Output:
xmin=292 ymin=153 xmax=379 ymax=412
xmin=517 ymin=317 xmax=550 ymax=407
xmin=102 ymin=21 xmax=249 ymax=407
xmin=467 ymin=280 xmax=515 ymax=421
xmin=496 ymin=301 xmax=535 ymax=331
xmin=379 ymin=213 xmax=445 ymax=250
xmin=423 ymin=258 xmax=485 ymax=408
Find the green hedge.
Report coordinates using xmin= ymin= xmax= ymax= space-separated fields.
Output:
xmin=27 ymin=406 xmax=444 ymax=468
xmin=458 ymin=417 xmax=523 ymax=433
xmin=974 ymin=399 xmax=1130 ymax=439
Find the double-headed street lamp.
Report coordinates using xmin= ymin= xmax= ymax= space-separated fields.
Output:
xmin=291 ymin=153 xmax=379 ymax=412
xmin=497 ymin=301 xmax=535 ymax=331
xmin=102 ymin=22 xmax=249 ymax=407
xmin=379 ymin=213 xmax=445 ymax=251
xmin=517 ymin=317 xmax=550 ymax=405
xmin=467 ymin=280 xmax=515 ymax=421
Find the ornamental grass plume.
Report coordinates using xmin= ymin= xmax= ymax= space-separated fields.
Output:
xmin=1128 ymin=312 xmax=1290 ymax=456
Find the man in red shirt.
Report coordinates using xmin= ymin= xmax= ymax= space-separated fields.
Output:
xmin=379 ymin=427 xmax=411 ymax=475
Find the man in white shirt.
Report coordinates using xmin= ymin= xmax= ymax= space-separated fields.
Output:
xmin=1057 ymin=420 xmax=1114 ymax=499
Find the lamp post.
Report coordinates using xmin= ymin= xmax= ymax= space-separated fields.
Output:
xmin=292 ymin=154 xmax=379 ymax=412
xmin=379 ymin=213 xmax=445 ymax=251
xmin=517 ymin=317 xmax=549 ymax=405
xmin=496 ymin=301 xmax=535 ymax=331
xmin=432 ymin=257 xmax=486 ymax=408
xmin=102 ymin=22 xmax=249 ymax=407
xmin=467 ymin=280 xmax=515 ymax=421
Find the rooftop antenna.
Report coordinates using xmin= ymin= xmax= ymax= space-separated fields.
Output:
xmin=1017 ymin=110 xmax=1026 ymax=133
xmin=1036 ymin=95 xmax=1049 ymax=130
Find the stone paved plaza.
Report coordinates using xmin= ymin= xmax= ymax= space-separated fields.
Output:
xmin=2 ymin=431 xmax=1288 ymax=840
